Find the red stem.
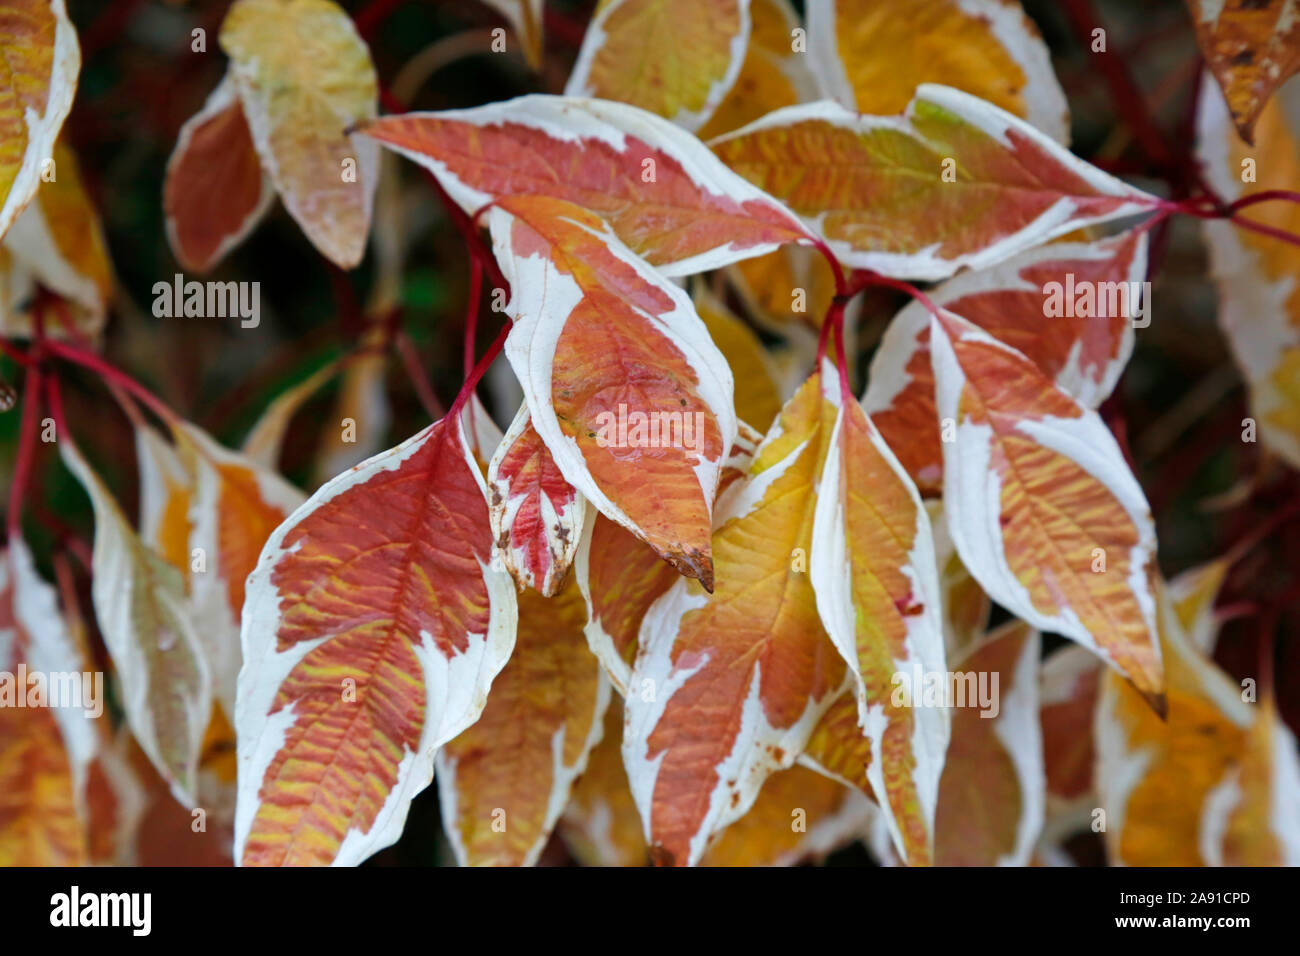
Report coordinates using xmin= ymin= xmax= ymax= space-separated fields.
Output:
xmin=1059 ymin=0 xmax=1174 ymax=171
xmin=393 ymin=330 xmax=445 ymax=420
xmin=7 ymin=364 xmax=44 ymax=538
xmin=447 ymin=322 xmax=510 ymax=424
xmin=463 ymin=257 xmax=484 ymax=379
xmin=41 ymin=339 xmax=178 ymax=427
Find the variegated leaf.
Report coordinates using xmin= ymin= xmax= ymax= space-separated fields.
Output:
xmin=219 ymin=0 xmax=378 ymax=268
xmin=60 ymin=439 xmax=211 ymax=808
xmin=623 ymin=371 xmax=846 ymax=865
xmin=360 ymin=94 xmax=810 ymax=276
xmin=566 ymin=0 xmax=751 ymax=132
xmin=174 ymin=422 xmax=305 ymax=717
xmin=437 ymin=580 xmax=610 ymax=866
xmin=235 ymin=413 xmax=517 ymax=866
xmin=1197 ymin=76 xmax=1300 ymax=469
xmin=929 ymin=306 xmax=1164 ymax=706
xmin=0 ymin=539 xmax=94 ymax=865
xmin=164 ymin=74 xmax=275 ymax=274
xmin=933 ymin=619 xmax=1043 ymax=866
xmin=1095 ymin=581 xmax=1254 ymax=865
xmin=697 ymin=0 xmax=818 ymax=140
xmin=865 ymin=230 xmax=1149 ymax=493
xmin=487 ymin=403 xmax=586 ymax=597
xmin=1187 ymin=0 xmax=1300 ymax=144
xmin=1202 ymin=696 xmax=1300 ymax=865
xmin=701 ymin=764 xmax=872 ymax=865
xmin=488 ymin=194 xmax=737 ymax=589
xmin=575 ymin=424 xmax=762 ymax=694
xmin=810 ymin=365 xmax=948 ymax=866
xmin=807 ymin=0 xmax=1068 ymax=144
xmin=560 ymin=706 xmax=651 ymax=866
xmin=711 ymin=85 xmax=1158 ymax=280
xmin=0 ymin=0 xmax=79 ymax=242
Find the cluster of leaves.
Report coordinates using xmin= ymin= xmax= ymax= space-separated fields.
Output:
xmin=2 ymin=0 xmax=1299 ymax=867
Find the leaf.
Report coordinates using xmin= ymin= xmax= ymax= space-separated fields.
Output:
xmin=218 ymin=0 xmax=379 ymax=268
xmin=932 ymin=619 xmax=1043 ymax=866
xmin=241 ymin=362 xmax=338 ymax=469
xmin=1187 ymin=0 xmax=1300 ymax=144
xmin=928 ymin=306 xmax=1164 ymax=706
xmin=700 ymin=764 xmax=871 ymax=866
xmin=164 ymin=74 xmax=275 ymax=274
xmin=560 ymin=706 xmax=651 ymax=866
xmin=487 ymin=403 xmax=587 ymax=597
xmin=865 ymin=230 xmax=1149 ymax=493
xmin=1039 ymin=644 xmax=1101 ymax=812
xmin=728 ymin=242 xmax=838 ymax=334
xmin=575 ymin=424 xmax=761 ymax=694
xmin=1203 ymin=696 xmax=1300 ymax=865
xmin=84 ymin=732 xmax=148 ymax=866
xmin=314 ymin=348 xmax=392 ymax=484
xmin=926 ymin=499 xmax=990 ymax=661
xmin=1094 ymin=580 xmax=1254 ymax=866
xmin=0 ymin=539 xmax=90 ymax=865
xmin=235 ymin=412 xmax=517 ymax=866
xmin=696 ymin=0 xmax=818 ymax=140
xmin=1196 ymin=76 xmax=1300 ymax=469
xmin=565 ymin=0 xmax=750 ymax=132
xmin=799 ymin=690 xmax=873 ymax=791
xmin=0 ymin=0 xmax=79 ymax=241
xmin=809 ymin=366 xmax=948 ymax=866
xmin=1168 ymin=559 xmax=1230 ymax=654
xmin=623 ymin=370 xmax=846 ymax=865
xmin=480 ymin=0 xmax=545 ymax=69
xmin=59 ymin=439 xmax=211 ymax=808
xmin=175 ymin=421 xmax=306 ymax=718
xmin=3 ymin=140 xmax=114 ymax=338
xmin=487 ymin=194 xmax=737 ymax=589
xmin=710 ymin=85 xmax=1158 ymax=280
xmin=134 ymin=423 xmax=195 ymax=578
xmin=359 ymin=94 xmax=810 ymax=276
xmin=693 ymin=285 xmax=783 ymax=431
xmin=437 ymin=580 xmax=610 ymax=866
xmin=807 ymin=0 xmax=1069 ymax=144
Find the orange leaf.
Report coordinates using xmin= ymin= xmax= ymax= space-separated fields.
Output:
xmin=360 ymin=94 xmax=809 ymax=276
xmin=487 ymin=404 xmax=586 ymax=597
xmin=0 ymin=0 xmax=78 ymax=241
xmin=865 ymin=230 xmax=1149 ymax=493
xmin=932 ymin=619 xmax=1043 ymax=866
xmin=164 ymin=75 xmax=274 ymax=273
xmin=929 ymin=307 xmax=1164 ymax=706
xmin=711 ymin=85 xmax=1157 ymax=280
xmin=235 ymin=412 xmax=518 ymax=866
xmin=1188 ymin=0 xmax=1300 ymax=143
xmin=810 ymin=367 xmax=948 ymax=866
xmin=566 ymin=0 xmax=750 ymax=132
xmin=437 ymin=580 xmax=610 ymax=866
xmin=218 ymin=0 xmax=378 ymax=268
xmin=488 ymin=194 xmax=738 ymax=589
xmin=623 ymin=370 xmax=846 ymax=865
xmin=1197 ymin=77 xmax=1300 ymax=468
xmin=808 ymin=0 xmax=1068 ymax=143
